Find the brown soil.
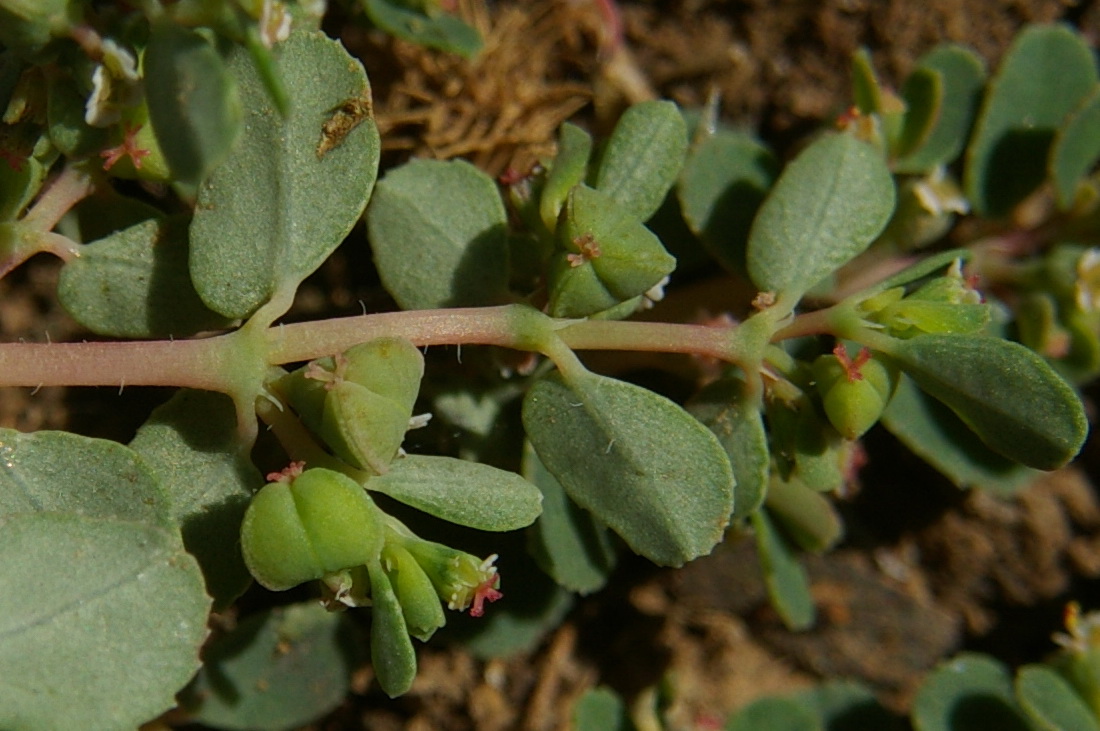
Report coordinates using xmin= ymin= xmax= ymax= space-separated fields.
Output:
xmin=5 ymin=1 xmax=1100 ymax=730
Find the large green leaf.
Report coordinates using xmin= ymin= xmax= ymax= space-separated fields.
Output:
xmin=1016 ymin=664 xmax=1100 ymax=731
xmin=0 ymin=427 xmax=170 ymax=525
xmin=677 ymin=128 xmax=777 ymax=273
xmin=0 ymin=512 xmax=208 ymax=730
xmin=746 ymin=133 xmax=895 ymax=300
xmin=130 ymin=389 xmax=262 ymax=609
xmin=57 ymin=216 xmax=231 ymax=338
xmin=523 ymin=442 xmax=617 ymax=594
xmin=964 ymin=24 xmax=1099 ymax=217
xmin=591 ymin=100 xmax=688 ymax=222
xmin=912 ymin=654 xmax=1030 ymax=731
xmin=368 ymin=158 xmax=509 ymax=310
xmin=878 ymin=334 xmax=1087 ymax=470
xmin=190 ymin=30 xmax=380 ymax=319
xmin=880 ymin=375 xmax=1038 ymax=493
xmin=1051 ymin=87 xmax=1100 ymax=210
xmin=522 ymin=370 xmax=735 ymax=567
xmin=182 ymin=603 xmax=360 ymax=730
xmin=366 ymin=454 xmax=542 ymax=531
xmin=145 ymin=19 xmax=242 ymax=189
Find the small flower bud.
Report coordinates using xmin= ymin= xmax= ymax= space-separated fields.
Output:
xmin=386 ymin=525 xmax=503 ymax=617
xmin=813 ymin=346 xmax=899 ymax=440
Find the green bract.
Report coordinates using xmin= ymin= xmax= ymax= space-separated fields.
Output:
xmin=812 ymin=348 xmax=899 ymax=440
xmin=240 ymin=467 xmax=385 ymax=591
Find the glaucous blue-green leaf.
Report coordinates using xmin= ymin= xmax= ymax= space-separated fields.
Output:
xmin=57 ymin=216 xmax=232 ymax=338
xmin=752 ymin=508 xmax=814 ymax=631
xmin=894 ymin=45 xmax=986 ymax=173
xmin=746 ymin=133 xmax=895 ymax=300
xmin=190 ymin=30 xmax=380 ymax=319
xmin=573 ymin=687 xmax=631 ymax=731
xmin=523 ymin=442 xmax=616 ymax=594
xmin=0 ymin=427 xmax=170 ymax=525
xmin=894 ymin=67 xmax=941 ymax=160
xmin=181 ymin=603 xmax=360 ymax=730
xmin=130 ymin=389 xmax=261 ymax=610
xmin=365 ymin=558 xmax=417 ymax=698
xmin=687 ymin=376 xmax=769 ymax=519
xmin=911 ymin=654 xmax=1030 ymax=731
xmin=880 ymin=375 xmax=1038 ymax=494
xmin=1051 ymin=87 xmax=1100 ymax=210
xmin=878 ymin=334 xmax=1087 ymax=470
xmin=367 ymin=454 xmax=542 ymax=531
xmin=592 ymin=100 xmax=688 ymax=222
xmin=964 ymin=25 xmax=1098 ymax=217
xmin=726 ymin=696 xmax=821 ymax=731
xmin=145 ymin=19 xmax=242 ymax=189
xmin=541 ymin=121 xmax=592 ymax=231
xmin=1016 ymin=664 xmax=1100 ymax=731
xmin=0 ymin=512 xmax=208 ymax=730
xmin=368 ymin=157 xmax=509 ymax=310
xmin=677 ymin=128 xmax=777 ymax=273
xmin=523 ymin=370 xmax=735 ymax=567
xmin=361 ymin=0 xmax=482 ymax=58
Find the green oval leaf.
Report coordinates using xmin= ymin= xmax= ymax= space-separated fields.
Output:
xmin=523 ymin=441 xmax=617 ymax=594
xmin=752 ymin=508 xmax=814 ymax=631
xmin=894 ymin=66 xmax=942 ymax=160
xmin=58 ymin=216 xmax=232 ymax=338
xmin=573 ymin=687 xmax=631 ymax=731
xmin=367 ymin=454 xmax=543 ymax=531
xmin=592 ymin=100 xmax=688 ymax=222
xmin=1051 ymin=87 xmax=1100 ymax=210
xmin=746 ymin=133 xmax=895 ymax=300
xmin=362 ymin=0 xmax=482 ymax=58
xmin=365 ymin=558 xmax=417 ymax=698
xmin=912 ymin=654 xmax=1030 ymax=731
xmin=894 ymin=44 xmax=987 ymax=173
xmin=727 ymin=695 xmax=822 ymax=731
xmin=964 ymin=24 xmax=1099 ymax=217
xmin=145 ymin=19 xmax=242 ymax=189
xmin=0 ymin=427 xmax=170 ymax=525
xmin=368 ymin=157 xmax=509 ymax=310
xmin=130 ymin=389 xmax=262 ymax=609
xmin=541 ymin=121 xmax=593 ymax=231
xmin=190 ymin=30 xmax=380 ymax=319
xmin=0 ymin=512 xmax=208 ymax=729
xmin=522 ymin=370 xmax=735 ymax=567
xmin=182 ymin=603 xmax=360 ymax=730
xmin=1016 ymin=664 xmax=1100 ymax=731
xmin=878 ymin=334 xmax=1088 ymax=470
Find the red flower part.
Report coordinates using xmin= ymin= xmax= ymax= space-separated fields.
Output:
xmin=468 ymin=576 xmax=503 ymax=618
xmin=833 ymin=344 xmax=872 ymax=383
xmin=266 ymin=460 xmax=306 ymax=483
xmin=100 ymin=123 xmax=151 ymax=171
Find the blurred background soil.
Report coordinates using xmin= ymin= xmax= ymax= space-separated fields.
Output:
xmin=4 ymin=1 xmax=1100 ymax=729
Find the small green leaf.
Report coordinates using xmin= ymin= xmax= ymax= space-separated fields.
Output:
xmin=0 ymin=138 xmax=49 ymax=221
xmin=878 ymin=334 xmax=1088 ymax=470
xmin=1051 ymin=87 xmax=1100 ymax=210
xmin=145 ymin=20 xmax=242 ymax=188
xmin=368 ymin=157 xmax=509 ymax=310
xmin=880 ymin=375 xmax=1038 ymax=493
xmin=765 ymin=475 xmax=842 ymax=554
xmin=523 ymin=442 xmax=617 ymax=594
xmin=1016 ymin=664 xmax=1100 ymax=731
xmin=368 ymin=454 xmax=543 ymax=531
xmin=182 ymin=603 xmax=361 ymax=731
xmin=130 ymin=389 xmax=261 ymax=609
xmin=365 ymin=558 xmax=418 ymax=697
xmin=796 ymin=680 xmax=901 ymax=730
xmin=752 ymin=508 xmax=814 ymax=631
xmin=58 ymin=216 xmax=232 ymax=338
xmin=190 ymin=30 xmax=380 ymax=319
xmin=523 ymin=370 xmax=735 ymax=567
xmin=677 ymin=128 xmax=777 ymax=273
xmin=687 ymin=376 xmax=770 ymax=519
xmin=0 ymin=513 xmax=208 ymax=730
xmin=964 ymin=24 xmax=1099 ymax=217
xmin=574 ymin=687 xmax=631 ymax=731
xmin=0 ymin=427 xmax=170 ymax=525
xmin=541 ymin=122 xmax=593 ymax=231
xmin=851 ymin=47 xmax=884 ymax=115
xmin=912 ymin=654 xmax=1030 ymax=731
xmin=746 ymin=133 xmax=895 ymax=300
xmin=894 ymin=45 xmax=986 ymax=173
xmin=726 ymin=695 xmax=821 ymax=731
xmin=894 ymin=67 xmax=942 ymax=160
xmin=592 ymin=100 xmax=688 ymax=221
xmin=361 ymin=0 xmax=482 ymax=58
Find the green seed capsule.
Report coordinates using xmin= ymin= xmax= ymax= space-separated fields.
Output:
xmin=813 ymin=349 xmax=898 ymax=440
xmin=241 ymin=466 xmax=385 ymax=591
